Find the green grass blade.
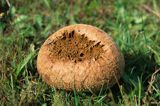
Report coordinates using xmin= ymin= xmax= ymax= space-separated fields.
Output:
xmin=15 ymin=51 xmax=35 ymax=77
xmin=73 ymin=89 xmax=79 ymax=106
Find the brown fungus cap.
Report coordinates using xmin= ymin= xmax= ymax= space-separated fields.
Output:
xmin=37 ymin=24 xmax=125 ymax=92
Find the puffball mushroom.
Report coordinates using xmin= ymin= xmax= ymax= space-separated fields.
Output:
xmin=37 ymin=24 xmax=125 ymax=92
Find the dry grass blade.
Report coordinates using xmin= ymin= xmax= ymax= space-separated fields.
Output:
xmin=142 ymin=68 xmax=160 ymax=105
xmin=142 ymin=5 xmax=160 ymax=19
xmin=6 ymin=0 xmax=10 ymax=7
xmin=146 ymin=68 xmax=160 ymax=94
xmin=0 ymin=64 xmax=1 ymax=68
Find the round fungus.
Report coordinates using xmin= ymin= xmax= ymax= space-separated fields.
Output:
xmin=37 ymin=24 xmax=125 ymax=91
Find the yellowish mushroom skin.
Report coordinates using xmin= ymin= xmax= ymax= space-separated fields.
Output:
xmin=37 ymin=24 xmax=125 ymax=91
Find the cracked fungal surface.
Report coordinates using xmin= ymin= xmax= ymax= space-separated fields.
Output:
xmin=47 ymin=30 xmax=105 ymax=63
xmin=37 ymin=24 xmax=125 ymax=92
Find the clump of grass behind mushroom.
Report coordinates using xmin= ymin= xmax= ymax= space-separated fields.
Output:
xmin=37 ymin=24 xmax=125 ymax=92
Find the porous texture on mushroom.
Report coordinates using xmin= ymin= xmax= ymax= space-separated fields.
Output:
xmin=37 ymin=24 xmax=125 ymax=91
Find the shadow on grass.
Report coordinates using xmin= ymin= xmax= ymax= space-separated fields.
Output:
xmin=111 ymin=51 xmax=158 ymax=103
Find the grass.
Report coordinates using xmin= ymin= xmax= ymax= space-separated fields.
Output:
xmin=0 ymin=0 xmax=160 ymax=105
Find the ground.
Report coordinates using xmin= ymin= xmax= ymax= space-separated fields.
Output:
xmin=0 ymin=0 xmax=160 ymax=105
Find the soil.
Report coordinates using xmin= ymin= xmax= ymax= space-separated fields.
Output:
xmin=48 ymin=30 xmax=104 ymax=63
